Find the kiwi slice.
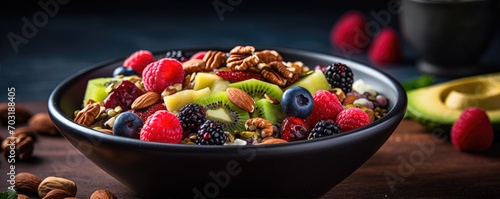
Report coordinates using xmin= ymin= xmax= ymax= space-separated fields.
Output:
xmin=228 ymin=79 xmax=283 ymax=103
xmin=252 ymin=99 xmax=286 ymax=125
xmin=195 ymin=91 xmax=250 ymax=134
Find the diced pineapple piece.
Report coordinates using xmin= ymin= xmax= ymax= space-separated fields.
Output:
xmin=164 ymin=87 xmax=211 ymax=114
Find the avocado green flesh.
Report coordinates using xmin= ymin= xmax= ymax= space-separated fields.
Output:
xmin=407 ymin=72 xmax=500 ymax=132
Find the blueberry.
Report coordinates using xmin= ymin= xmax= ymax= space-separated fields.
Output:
xmin=113 ymin=66 xmax=139 ymax=77
xmin=281 ymin=86 xmax=314 ymax=119
xmin=113 ymin=112 xmax=143 ymax=139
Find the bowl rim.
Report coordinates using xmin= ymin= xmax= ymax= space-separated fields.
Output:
xmin=48 ymin=46 xmax=407 ymax=151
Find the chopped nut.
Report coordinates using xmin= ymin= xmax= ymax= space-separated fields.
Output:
xmin=245 ymin=118 xmax=273 ymax=138
xmin=74 ymin=103 xmax=101 ymax=127
xmin=264 ymin=93 xmax=279 ymax=105
xmin=161 ymin=83 xmax=183 ymax=97
xmin=98 ymin=129 xmax=113 ymax=135
xmin=365 ymin=109 xmax=375 ymax=123
xmin=286 ymin=61 xmax=305 ymax=75
xmin=203 ymin=51 xmax=227 ymax=71
xmin=182 ymin=59 xmax=206 ymax=74
xmin=255 ymin=50 xmax=283 ymax=64
xmin=330 ymin=88 xmax=346 ymax=102
xmin=227 ymin=46 xmax=260 ymax=71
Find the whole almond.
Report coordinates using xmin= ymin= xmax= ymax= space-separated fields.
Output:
xmin=0 ymin=103 xmax=32 ymax=125
xmin=38 ymin=176 xmax=77 ymax=198
xmin=17 ymin=194 xmax=29 ymax=199
xmin=15 ymin=172 xmax=42 ymax=193
xmin=256 ymin=137 xmax=288 ymax=145
xmin=29 ymin=113 xmax=59 ymax=135
xmin=131 ymin=92 xmax=160 ymax=110
xmin=90 ymin=189 xmax=117 ymax=199
xmin=43 ymin=189 xmax=73 ymax=199
xmin=226 ymin=88 xmax=255 ymax=112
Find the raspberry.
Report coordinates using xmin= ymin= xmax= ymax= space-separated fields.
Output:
xmin=165 ymin=50 xmax=188 ymax=62
xmin=308 ymin=119 xmax=342 ymax=140
xmin=140 ymin=110 xmax=182 ymax=144
xmin=176 ymin=103 xmax=206 ymax=136
xmin=451 ymin=108 xmax=494 ymax=151
xmin=336 ymin=107 xmax=370 ymax=132
xmin=368 ymin=27 xmax=402 ymax=63
xmin=330 ymin=11 xmax=370 ymax=51
xmin=215 ymin=70 xmax=265 ymax=82
xmin=123 ymin=50 xmax=154 ymax=75
xmin=142 ymin=58 xmax=185 ymax=93
xmin=103 ymin=81 xmax=144 ymax=111
xmin=196 ymin=120 xmax=227 ymax=145
xmin=306 ymin=90 xmax=343 ymax=127
xmin=129 ymin=103 xmax=167 ymax=123
xmin=281 ymin=117 xmax=312 ymax=142
xmin=324 ymin=63 xmax=354 ymax=93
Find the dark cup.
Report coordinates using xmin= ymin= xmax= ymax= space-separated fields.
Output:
xmin=400 ymin=0 xmax=499 ymax=77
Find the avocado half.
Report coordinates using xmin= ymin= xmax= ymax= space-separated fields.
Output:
xmin=407 ymin=72 xmax=500 ymax=132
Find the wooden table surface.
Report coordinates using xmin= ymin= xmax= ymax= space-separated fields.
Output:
xmin=1 ymin=102 xmax=499 ymax=198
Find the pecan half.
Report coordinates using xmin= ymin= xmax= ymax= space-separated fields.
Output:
xmin=74 ymin=103 xmax=100 ymax=127
xmin=260 ymin=67 xmax=286 ymax=87
xmin=269 ymin=61 xmax=294 ymax=79
xmin=203 ymin=50 xmax=226 ymax=71
xmin=227 ymin=46 xmax=259 ymax=71
xmin=245 ymin=118 xmax=273 ymax=138
xmin=256 ymin=50 xmax=283 ymax=64
xmin=182 ymin=59 xmax=206 ymax=74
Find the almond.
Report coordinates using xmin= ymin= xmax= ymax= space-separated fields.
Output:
xmin=17 ymin=194 xmax=29 ymax=199
xmin=342 ymin=94 xmax=358 ymax=106
xmin=256 ymin=137 xmax=287 ymax=145
xmin=29 ymin=113 xmax=59 ymax=135
xmin=38 ymin=176 xmax=77 ymax=198
xmin=0 ymin=102 xmax=32 ymax=124
xmin=90 ymin=189 xmax=117 ymax=199
xmin=226 ymin=87 xmax=255 ymax=112
xmin=15 ymin=172 xmax=42 ymax=193
xmin=43 ymin=189 xmax=73 ymax=199
xmin=131 ymin=92 xmax=161 ymax=110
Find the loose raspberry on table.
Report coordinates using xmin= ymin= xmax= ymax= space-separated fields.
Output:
xmin=142 ymin=58 xmax=185 ymax=94
xmin=330 ymin=11 xmax=370 ymax=51
xmin=123 ymin=50 xmax=154 ymax=75
xmin=451 ymin=107 xmax=494 ymax=151
xmin=368 ymin=27 xmax=402 ymax=64
xmin=308 ymin=119 xmax=343 ymax=140
xmin=129 ymin=103 xmax=167 ymax=123
xmin=306 ymin=90 xmax=343 ymax=127
xmin=336 ymin=107 xmax=370 ymax=132
xmin=140 ymin=110 xmax=182 ymax=144
xmin=196 ymin=120 xmax=227 ymax=145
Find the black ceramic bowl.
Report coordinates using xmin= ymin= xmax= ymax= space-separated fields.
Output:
xmin=48 ymin=47 xmax=406 ymax=198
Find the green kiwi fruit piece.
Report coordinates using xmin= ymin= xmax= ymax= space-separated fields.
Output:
xmin=251 ymin=99 xmax=286 ymax=125
xmin=228 ymin=79 xmax=283 ymax=103
xmin=194 ymin=91 xmax=250 ymax=134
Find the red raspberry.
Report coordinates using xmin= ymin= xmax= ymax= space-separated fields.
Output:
xmin=306 ymin=90 xmax=343 ymax=127
xmin=368 ymin=27 xmax=402 ymax=63
xmin=142 ymin=58 xmax=185 ymax=93
xmin=140 ymin=110 xmax=182 ymax=144
xmin=215 ymin=70 xmax=265 ymax=82
xmin=190 ymin=51 xmax=207 ymax=60
xmin=451 ymin=108 xmax=494 ymax=151
xmin=129 ymin=103 xmax=167 ymax=123
xmin=336 ymin=107 xmax=370 ymax=132
xmin=281 ymin=117 xmax=312 ymax=142
xmin=123 ymin=50 xmax=155 ymax=75
xmin=330 ymin=11 xmax=370 ymax=51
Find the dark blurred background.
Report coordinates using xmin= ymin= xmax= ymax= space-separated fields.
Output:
xmin=1 ymin=0 xmax=499 ymax=101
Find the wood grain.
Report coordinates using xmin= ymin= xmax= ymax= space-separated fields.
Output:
xmin=1 ymin=102 xmax=499 ymax=198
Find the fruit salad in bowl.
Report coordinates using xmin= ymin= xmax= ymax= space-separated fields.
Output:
xmin=48 ymin=46 xmax=406 ymax=197
xmin=74 ymin=46 xmax=391 ymax=146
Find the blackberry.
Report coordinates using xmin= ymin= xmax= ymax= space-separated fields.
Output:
xmin=165 ymin=50 xmax=188 ymax=62
xmin=196 ymin=120 xmax=227 ymax=145
xmin=308 ymin=119 xmax=342 ymax=140
xmin=324 ymin=63 xmax=354 ymax=93
xmin=176 ymin=104 xmax=206 ymax=134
